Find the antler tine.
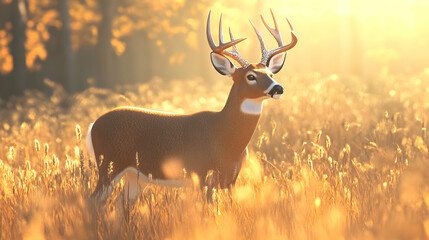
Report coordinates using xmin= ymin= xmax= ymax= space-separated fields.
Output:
xmin=228 ymin=27 xmax=238 ymax=52
xmin=257 ymin=10 xmax=298 ymax=65
xmin=206 ymin=10 xmax=217 ymax=50
xmin=249 ymin=18 xmax=268 ymax=61
xmin=219 ymin=14 xmax=224 ymax=45
xmin=260 ymin=8 xmax=283 ymax=46
xmin=228 ymin=27 xmax=249 ymax=67
xmin=207 ymin=10 xmax=248 ymax=67
xmin=207 ymin=11 xmax=246 ymax=53
xmin=264 ymin=18 xmax=298 ymax=62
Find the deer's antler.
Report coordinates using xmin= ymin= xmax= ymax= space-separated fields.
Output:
xmin=207 ymin=11 xmax=249 ymax=67
xmin=250 ymin=9 xmax=298 ymax=65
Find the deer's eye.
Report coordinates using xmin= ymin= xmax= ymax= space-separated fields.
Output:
xmin=247 ymin=75 xmax=256 ymax=81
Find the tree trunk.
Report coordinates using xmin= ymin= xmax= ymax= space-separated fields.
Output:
xmin=97 ymin=0 xmax=115 ymax=88
xmin=10 ymin=0 xmax=28 ymax=96
xmin=0 ymin=2 xmax=10 ymax=98
xmin=59 ymin=0 xmax=75 ymax=92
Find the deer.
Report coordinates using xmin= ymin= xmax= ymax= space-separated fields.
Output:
xmin=87 ymin=9 xmax=298 ymax=201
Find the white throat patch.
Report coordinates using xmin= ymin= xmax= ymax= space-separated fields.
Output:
xmin=241 ymin=99 xmax=263 ymax=115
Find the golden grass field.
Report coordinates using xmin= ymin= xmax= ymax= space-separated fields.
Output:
xmin=1 ymin=70 xmax=429 ymax=239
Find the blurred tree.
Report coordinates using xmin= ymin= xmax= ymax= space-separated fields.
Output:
xmin=0 ymin=0 xmax=216 ymax=98
xmin=0 ymin=2 xmax=12 ymax=98
xmin=97 ymin=0 xmax=116 ymax=88
xmin=338 ymin=0 xmax=363 ymax=77
xmin=10 ymin=0 xmax=28 ymax=96
xmin=58 ymin=0 xmax=75 ymax=91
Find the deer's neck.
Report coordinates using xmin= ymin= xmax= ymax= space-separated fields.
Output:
xmin=216 ymin=84 xmax=261 ymax=158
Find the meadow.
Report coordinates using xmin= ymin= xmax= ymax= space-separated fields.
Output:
xmin=1 ymin=69 xmax=429 ymax=239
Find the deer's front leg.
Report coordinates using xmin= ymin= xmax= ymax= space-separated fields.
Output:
xmin=231 ymin=147 xmax=248 ymax=186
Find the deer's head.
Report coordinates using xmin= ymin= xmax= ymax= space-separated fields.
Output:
xmin=207 ymin=9 xmax=297 ymax=101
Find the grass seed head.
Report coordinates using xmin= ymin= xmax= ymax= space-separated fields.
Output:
xmin=136 ymin=152 xmax=139 ymax=168
xmin=8 ymin=147 xmax=15 ymax=162
xmin=108 ymin=161 xmax=114 ymax=179
xmin=44 ymin=143 xmax=49 ymax=157
xmin=76 ymin=124 xmax=82 ymax=142
xmin=34 ymin=139 xmax=41 ymax=152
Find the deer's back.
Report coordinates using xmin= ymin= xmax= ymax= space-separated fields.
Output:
xmin=91 ymin=107 xmax=220 ymax=185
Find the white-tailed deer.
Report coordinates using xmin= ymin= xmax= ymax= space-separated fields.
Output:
xmin=87 ymin=9 xmax=297 ymax=200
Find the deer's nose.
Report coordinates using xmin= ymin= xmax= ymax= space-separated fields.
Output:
xmin=268 ymin=84 xmax=284 ymax=97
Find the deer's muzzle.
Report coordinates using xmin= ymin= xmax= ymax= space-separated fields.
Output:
xmin=268 ymin=84 xmax=284 ymax=98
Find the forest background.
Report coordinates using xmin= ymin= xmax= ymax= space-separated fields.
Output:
xmin=1 ymin=0 xmax=428 ymax=98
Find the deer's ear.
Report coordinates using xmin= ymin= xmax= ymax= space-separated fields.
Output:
xmin=210 ymin=52 xmax=236 ymax=76
xmin=267 ymin=52 xmax=286 ymax=74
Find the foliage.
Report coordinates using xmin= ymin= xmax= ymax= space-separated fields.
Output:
xmin=1 ymin=69 xmax=429 ymax=239
xmin=2 ymin=0 xmax=429 ymax=79
xmin=0 ymin=0 xmax=209 ymax=75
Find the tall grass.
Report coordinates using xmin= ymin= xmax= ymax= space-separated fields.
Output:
xmin=1 ymin=70 xmax=429 ymax=239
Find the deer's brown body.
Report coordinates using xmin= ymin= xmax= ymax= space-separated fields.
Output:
xmin=91 ymin=85 xmax=259 ymax=192
xmin=88 ymin=9 xmax=297 ymax=200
